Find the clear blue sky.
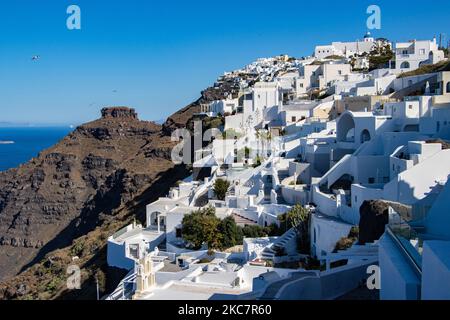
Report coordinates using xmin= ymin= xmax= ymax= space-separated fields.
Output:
xmin=1 ymin=0 xmax=449 ymax=125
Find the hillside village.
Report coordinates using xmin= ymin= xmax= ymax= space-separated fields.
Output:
xmin=105 ymin=33 xmax=450 ymax=300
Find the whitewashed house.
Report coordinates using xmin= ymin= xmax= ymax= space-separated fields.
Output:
xmin=208 ymin=96 xmax=239 ymax=116
xmin=295 ymin=62 xmax=352 ymax=97
xmin=314 ymin=32 xmax=377 ymax=59
xmin=391 ymin=38 xmax=446 ymax=73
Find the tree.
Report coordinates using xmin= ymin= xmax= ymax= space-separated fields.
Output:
xmin=244 ymin=147 xmax=251 ymax=159
xmin=253 ymin=155 xmax=262 ymax=168
xmin=181 ymin=207 xmax=221 ymax=250
xmin=213 ymin=178 xmax=230 ymax=201
xmin=242 ymin=225 xmax=269 ymax=238
xmin=218 ymin=216 xmax=243 ymax=249
xmin=278 ymin=205 xmax=311 ymax=254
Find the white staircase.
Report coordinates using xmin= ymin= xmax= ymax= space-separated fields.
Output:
xmin=261 ymin=228 xmax=297 ymax=261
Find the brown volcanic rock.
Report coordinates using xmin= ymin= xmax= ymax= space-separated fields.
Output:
xmin=0 ymin=107 xmax=185 ymax=284
xmin=101 ymin=107 xmax=138 ymax=119
xmin=359 ymin=200 xmax=390 ymax=245
xmin=163 ymin=101 xmax=201 ymax=135
xmin=162 ymin=81 xmax=238 ymax=135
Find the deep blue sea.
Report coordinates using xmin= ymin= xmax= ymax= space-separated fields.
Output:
xmin=0 ymin=127 xmax=73 ymax=172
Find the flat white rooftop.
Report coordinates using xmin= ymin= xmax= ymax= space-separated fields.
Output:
xmin=139 ymin=283 xmax=250 ymax=300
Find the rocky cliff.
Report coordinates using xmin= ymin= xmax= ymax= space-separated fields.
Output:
xmin=0 ymin=73 xmax=230 ymax=299
xmin=0 ymin=106 xmax=195 ymax=299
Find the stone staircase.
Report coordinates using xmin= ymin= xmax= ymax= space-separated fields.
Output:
xmin=261 ymin=228 xmax=297 ymax=261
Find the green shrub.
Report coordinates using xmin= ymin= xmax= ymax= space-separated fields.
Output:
xmin=70 ymin=241 xmax=85 ymax=257
xmin=218 ymin=216 xmax=244 ymax=249
xmin=213 ymin=178 xmax=230 ymax=201
xmin=242 ymin=225 xmax=269 ymax=238
xmin=45 ymin=277 xmax=62 ymax=293
xmin=223 ymin=129 xmax=242 ymax=139
xmin=252 ymin=155 xmax=262 ymax=168
xmin=182 ymin=207 xmax=221 ymax=250
xmin=333 ymin=227 xmax=359 ymax=252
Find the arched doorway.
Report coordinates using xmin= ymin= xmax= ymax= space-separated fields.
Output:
xmin=400 ymin=61 xmax=410 ymax=69
xmin=337 ymin=113 xmax=356 ymax=142
xmin=360 ymin=129 xmax=371 ymax=143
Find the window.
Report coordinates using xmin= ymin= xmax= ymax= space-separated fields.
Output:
xmin=408 ymin=105 xmax=413 ymax=109
xmin=446 ymin=82 xmax=450 ymax=94
xmin=419 ymin=49 xmax=425 ymax=55
xmin=354 ymin=196 xmax=358 ymax=203
xmin=338 ymin=70 xmax=342 ymax=75
xmin=129 ymin=244 xmax=139 ymax=259
xmin=368 ymin=177 xmax=375 ymax=184
xmin=176 ymin=228 xmax=182 ymax=238
xmin=291 ymin=116 xmax=297 ymax=122
xmin=402 ymin=50 xmax=408 ymax=55
xmin=400 ymin=61 xmax=410 ymax=69
xmin=300 ymin=83 xmax=304 ymax=88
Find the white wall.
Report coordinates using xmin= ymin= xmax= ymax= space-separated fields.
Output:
xmin=166 ymin=212 xmax=186 ymax=244
xmin=379 ymin=234 xmax=421 ymax=300
xmin=310 ymin=214 xmax=353 ymax=258
xmin=421 ymin=241 xmax=450 ymax=300
xmin=393 ymin=74 xmax=435 ymax=91
xmin=423 ymin=179 xmax=450 ymax=239
xmin=253 ymin=82 xmax=280 ymax=114
xmin=224 ymin=113 xmax=244 ymax=131
xmin=107 ymin=240 xmax=135 ymax=270
xmin=383 ymin=150 xmax=450 ymax=205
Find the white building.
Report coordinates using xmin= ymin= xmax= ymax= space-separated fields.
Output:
xmin=208 ymin=96 xmax=239 ymax=116
xmin=296 ymin=63 xmax=352 ymax=96
xmin=391 ymin=38 xmax=446 ymax=73
xmin=314 ymin=32 xmax=377 ymax=59
xmin=252 ymin=81 xmax=281 ymax=114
